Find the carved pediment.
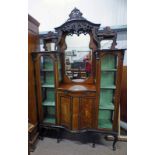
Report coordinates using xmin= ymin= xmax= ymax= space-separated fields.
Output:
xmin=68 ymin=7 xmax=86 ymax=21
xmin=41 ymin=7 xmax=118 ymax=50
xmin=55 ymin=8 xmax=100 ymax=36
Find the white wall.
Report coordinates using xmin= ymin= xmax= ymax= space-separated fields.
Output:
xmin=28 ymin=0 xmax=127 ymax=31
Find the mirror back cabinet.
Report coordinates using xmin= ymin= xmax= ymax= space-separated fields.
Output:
xmin=32 ymin=8 xmax=125 ymax=149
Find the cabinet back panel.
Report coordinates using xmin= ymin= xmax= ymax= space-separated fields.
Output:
xmin=46 ymin=88 xmax=55 ymax=101
xmin=43 ymin=57 xmax=54 ymax=69
xmin=100 ymin=72 xmax=115 ymax=87
xmin=99 ymin=89 xmax=114 ymax=107
xmin=101 ymin=55 xmax=116 ymax=70
xmin=98 ymin=109 xmax=113 ymax=129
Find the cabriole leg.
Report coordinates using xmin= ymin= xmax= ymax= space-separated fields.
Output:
xmin=112 ymin=135 xmax=118 ymax=151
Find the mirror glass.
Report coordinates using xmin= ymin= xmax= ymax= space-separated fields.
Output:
xmin=100 ymin=40 xmax=113 ymax=49
xmin=65 ymin=34 xmax=92 ymax=82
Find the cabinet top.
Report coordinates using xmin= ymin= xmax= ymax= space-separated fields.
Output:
xmin=58 ymin=83 xmax=96 ymax=92
xmin=28 ymin=14 xmax=40 ymax=26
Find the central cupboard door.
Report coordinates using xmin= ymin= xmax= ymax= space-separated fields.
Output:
xmin=59 ymin=95 xmax=72 ymax=129
xmin=79 ymin=97 xmax=95 ymax=129
xmin=58 ymin=92 xmax=96 ymax=130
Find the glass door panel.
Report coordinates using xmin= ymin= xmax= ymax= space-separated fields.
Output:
xmin=40 ymin=55 xmax=56 ymax=124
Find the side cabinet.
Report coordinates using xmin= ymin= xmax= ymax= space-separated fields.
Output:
xmin=57 ymin=91 xmax=96 ymax=130
xmin=96 ymin=49 xmax=125 ymax=132
xmin=32 ymin=52 xmax=59 ymax=126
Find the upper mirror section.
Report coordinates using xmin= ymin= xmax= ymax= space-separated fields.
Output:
xmin=100 ymin=40 xmax=113 ymax=49
xmin=65 ymin=34 xmax=92 ymax=82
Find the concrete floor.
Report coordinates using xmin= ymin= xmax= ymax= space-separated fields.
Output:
xmin=31 ymin=138 xmax=127 ymax=155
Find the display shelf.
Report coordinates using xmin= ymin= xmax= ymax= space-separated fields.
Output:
xmin=99 ymin=103 xmax=114 ymax=110
xmin=100 ymin=85 xmax=116 ymax=89
xmin=101 ymin=69 xmax=117 ymax=72
xmin=41 ymin=69 xmax=54 ymax=72
xmin=100 ymin=71 xmax=115 ymax=87
xmin=43 ymin=117 xmax=55 ymax=124
xmin=99 ymin=89 xmax=114 ymax=104
xmin=42 ymin=84 xmax=55 ymax=88
xmin=42 ymin=100 xmax=55 ymax=106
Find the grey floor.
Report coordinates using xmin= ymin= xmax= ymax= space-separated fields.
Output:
xmin=31 ymin=138 xmax=127 ymax=155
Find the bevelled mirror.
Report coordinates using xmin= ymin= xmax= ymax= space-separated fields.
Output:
xmin=65 ymin=34 xmax=92 ymax=82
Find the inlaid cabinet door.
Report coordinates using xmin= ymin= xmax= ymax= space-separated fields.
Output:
xmin=79 ymin=97 xmax=95 ymax=129
xmin=59 ymin=95 xmax=72 ymax=129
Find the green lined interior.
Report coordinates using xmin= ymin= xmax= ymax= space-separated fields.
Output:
xmin=101 ymin=54 xmax=116 ymax=70
xmin=99 ymin=90 xmax=114 ymax=110
xmin=98 ymin=54 xmax=117 ymax=129
xmin=43 ymin=106 xmax=56 ymax=124
xmin=43 ymin=56 xmax=54 ymax=69
xmin=42 ymin=72 xmax=54 ymax=85
xmin=100 ymin=72 xmax=115 ymax=87
xmin=40 ymin=56 xmax=56 ymax=124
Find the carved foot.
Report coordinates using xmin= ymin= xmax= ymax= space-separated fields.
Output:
xmin=57 ymin=138 xmax=60 ymax=143
xmin=92 ymin=133 xmax=96 ymax=148
xmin=113 ymin=145 xmax=116 ymax=151
xmin=56 ymin=128 xmax=61 ymax=143
xmin=112 ymin=135 xmax=118 ymax=151
xmin=92 ymin=143 xmax=95 ymax=148
xmin=39 ymin=136 xmax=44 ymax=140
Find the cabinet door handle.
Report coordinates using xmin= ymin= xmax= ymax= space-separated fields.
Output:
xmin=64 ymin=90 xmax=69 ymax=94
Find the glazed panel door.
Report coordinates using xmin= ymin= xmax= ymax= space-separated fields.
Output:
xmin=98 ymin=53 xmax=118 ymax=130
xmin=41 ymin=56 xmax=56 ymax=124
xmin=97 ymin=51 xmax=124 ymax=131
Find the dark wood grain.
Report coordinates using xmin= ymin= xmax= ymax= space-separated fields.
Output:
xmin=120 ymin=66 xmax=127 ymax=122
xmin=28 ymin=14 xmax=40 ymax=151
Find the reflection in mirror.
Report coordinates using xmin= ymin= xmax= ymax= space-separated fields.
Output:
xmin=46 ymin=43 xmax=56 ymax=51
xmin=65 ymin=34 xmax=92 ymax=82
xmin=100 ymin=40 xmax=113 ymax=49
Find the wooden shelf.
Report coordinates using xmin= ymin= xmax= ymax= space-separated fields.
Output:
xmin=43 ymin=117 xmax=55 ymax=124
xmin=42 ymin=84 xmax=55 ymax=88
xmin=41 ymin=69 xmax=54 ymax=72
xmin=42 ymin=100 xmax=55 ymax=106
xmin=100 ymin=85 xmax=116 ymax=89
xmin=101 ymin=69 xmax=117 ymax=72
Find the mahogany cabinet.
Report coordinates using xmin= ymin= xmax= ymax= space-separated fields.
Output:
xmin=95 ymin=49 xmax=125 ymax=132
xmin=32 ymin=8 xmax=126 ymax=150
